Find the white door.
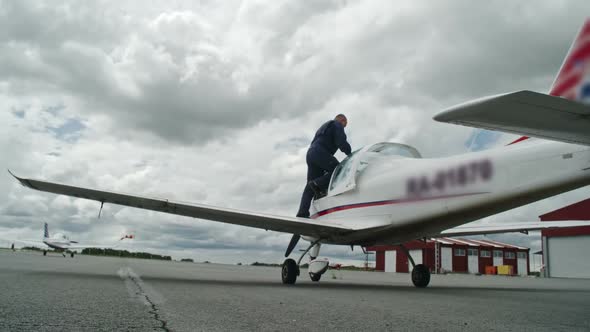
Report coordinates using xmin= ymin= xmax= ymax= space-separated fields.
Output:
xmin=517 ymin=257 xmax=527 ymax=276
xmin=442 ymin=247 xmax=452 ymax=272
xmin=548 ymin=236 xmax=590 ymax=278
xmin=493 ymin=250 xmax=503 ymax=266
xmin=409 ymin=249 xmax=422 ymax=267
xmin=468 ymin=249 xmax=479 ymax=274
xmin=385 ymin=250 xmax=397 ymax=273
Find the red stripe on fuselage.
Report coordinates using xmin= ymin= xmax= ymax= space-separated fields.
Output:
xmin=310 ymin=192 xmax=488 ymax=219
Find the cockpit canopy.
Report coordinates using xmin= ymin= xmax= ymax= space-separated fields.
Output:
xmin=52 ymin=233 xmax=68 ymax=240
xmin=328 ymin=142 xmax=421 ymax=196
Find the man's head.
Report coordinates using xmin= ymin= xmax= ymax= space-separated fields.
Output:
xmin=334 ymin=114 xmax=348 ymax=128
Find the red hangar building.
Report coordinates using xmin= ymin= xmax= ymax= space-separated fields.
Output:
xmin=367 ymin=238 xmax=530 ymax=276
xmin=540 ymin=198 xmax=590 ymax=278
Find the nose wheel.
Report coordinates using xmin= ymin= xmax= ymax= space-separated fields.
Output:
xmin=309 ymin=272 xmax=321 ymax=282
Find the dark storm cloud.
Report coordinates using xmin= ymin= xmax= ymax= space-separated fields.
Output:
xmin=400 ymin=2 xmax=590 ymax=101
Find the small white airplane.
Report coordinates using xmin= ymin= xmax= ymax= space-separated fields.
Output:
xmin=13 ymin=222 xmax=131 ymax=257
xmin=9 ymin=19 xmax=590 ymax=287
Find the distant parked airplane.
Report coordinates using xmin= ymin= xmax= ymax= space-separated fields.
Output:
xmin=13 ymin=222 xmax=132 ymax=257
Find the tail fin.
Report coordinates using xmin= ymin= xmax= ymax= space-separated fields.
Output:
xmin=509 ymin=18 xmax=590 ymax=145
xmin=44 ymin=223 xmax=49 ymax=238
xmin=549 ymin=19 xmax=590 ymax=101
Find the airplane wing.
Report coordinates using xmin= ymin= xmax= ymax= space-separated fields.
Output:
xmin=8 ymin=239 xmax=49 ymax=249
xmin=433 ymin=90 xmax=590 ymax=146
xmin=66 ymin=244 xmax=119 ymax=250
xmin=9 ymin=172 xmax=355 ymax=239
xmin=439 ymin=220 xmax=590 ymax=237
xmin=66 ymin=237 xmax=132 ymax=250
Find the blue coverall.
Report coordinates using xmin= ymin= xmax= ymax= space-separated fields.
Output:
xmin=296 ymin=120 xmax=352 ymax=218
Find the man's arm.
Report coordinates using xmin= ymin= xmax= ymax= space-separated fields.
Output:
xmin=333 ymin=121 xmax=352 ymax=156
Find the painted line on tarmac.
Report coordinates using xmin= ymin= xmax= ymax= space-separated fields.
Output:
xmin=117 ymin=267 xmax=169 ymax=332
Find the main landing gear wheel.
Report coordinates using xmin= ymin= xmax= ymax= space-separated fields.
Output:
xmin=282 ymin=258 xmax=299 ymax=284
xmin=411 ymin=264 xmax=431 ymax=288
xmin=70 ymin=252 xmax=75 ymax=258
xmin=43 ymin=250 xmax=47 ymax=256
xmin=309 ymin=272 xmax=321 ymax=282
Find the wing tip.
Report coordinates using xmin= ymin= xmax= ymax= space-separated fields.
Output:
xmin=7 ymin=169 xmax=18 ymax=179
xmin=7 ymin=169 xmax=37 ymax=190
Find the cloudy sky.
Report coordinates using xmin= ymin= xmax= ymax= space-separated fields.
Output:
xmin=1 ymin=1 xmax=589 ymax=267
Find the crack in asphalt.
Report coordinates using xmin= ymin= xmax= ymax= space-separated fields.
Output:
xmin=118 ymin=267 xmax=170 ymax=332
xmin=128 ymin=275 xmax=170 ymax=332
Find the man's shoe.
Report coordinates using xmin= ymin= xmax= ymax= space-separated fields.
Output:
xmin=308 ymin=181 xmax=326 ymax=199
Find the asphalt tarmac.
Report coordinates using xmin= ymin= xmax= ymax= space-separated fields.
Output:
xmin=1 ymin=250 xmax=589 ymax=331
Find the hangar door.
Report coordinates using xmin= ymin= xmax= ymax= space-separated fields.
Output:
xmin=547 ymin=235 xmax=590 ymax=278
xmin=409 ymin=249 xmax=422 ymax=266
xmin=467 ymin=248 xmax=479 ymax=274
xmin=517 ymin=253 xmax=528 ymax=276
xmin=441 ymin=247 xmax=452 ymax=272
xmin=385 ymin=250 xmax=397 ymax=272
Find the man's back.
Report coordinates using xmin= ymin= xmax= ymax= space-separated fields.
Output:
xmin=310 ymin=120 xmax=351 ymax=156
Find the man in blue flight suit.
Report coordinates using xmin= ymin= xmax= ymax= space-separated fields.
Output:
xmin=296 ymin=114 xmax=352 ymax=218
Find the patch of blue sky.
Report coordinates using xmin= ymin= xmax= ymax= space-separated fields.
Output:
xmin=44 ymin=104 xmax=65 ymax=116
xmin=11 ymin=109 xmax=25 ymax=118
xmin=465 ymin=129 xmax=502 ymax=152
xmin=46 ymin=118 xmax=86 ymax=143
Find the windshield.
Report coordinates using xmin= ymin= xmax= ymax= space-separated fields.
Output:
xmin=329 ymin=148 xmax=361 ymax=192
xmin=366 ymin=142 xmax=421 ymax=158
xmin=329 ymin=142 xmax=421 ymax=194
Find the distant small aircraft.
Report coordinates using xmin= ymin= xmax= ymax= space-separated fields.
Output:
xmin=12 ymin=222 xmax=132 ymax=257
xmin=10 ymin=19 xmax=590 ymax=287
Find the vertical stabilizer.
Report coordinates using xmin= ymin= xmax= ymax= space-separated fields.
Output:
xmin=549 ymin=19 xmax=590 ymax=101
xmin=509 ymin=19 xmax=590 ymax=145
xmin=44 ymin=222 xmax=49 ymax=238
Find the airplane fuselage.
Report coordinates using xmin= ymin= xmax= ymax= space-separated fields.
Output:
xmin=43 ymin=239 xmax=73 ymax=250
xmin=312 ymin=140 xmax=590 ymax=245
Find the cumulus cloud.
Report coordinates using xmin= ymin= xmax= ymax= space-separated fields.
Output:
xmin=1 ymin=0 xmax=589 ymax=265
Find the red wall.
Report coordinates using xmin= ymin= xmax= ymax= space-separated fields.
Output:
xmin=424 ymin=248 xmax=435 ymax=272
xmin=478 ymin=250 xmax=493 ymax=274
xmin=503 ymin=250 xmax=517 ymax=274
xmin=452 ymin=246 xmax=467 ymax=272
xmin=396 ymin=250 xmax=409 ymax=273
xmin=375 ymin=251 xmax=385 ymax=271
xmin=540 ymin=198 xmax=590 ymax=237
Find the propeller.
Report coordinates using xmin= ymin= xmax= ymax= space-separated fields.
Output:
xmin=285 ymin=234 xmax=300 ymax=257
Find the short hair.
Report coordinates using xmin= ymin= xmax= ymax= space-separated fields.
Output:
xmin=334 ymin=114 xmax=347 ymax=121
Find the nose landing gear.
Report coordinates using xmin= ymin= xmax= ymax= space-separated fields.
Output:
xmin=282 ymin=239 xmax=324 ymax=285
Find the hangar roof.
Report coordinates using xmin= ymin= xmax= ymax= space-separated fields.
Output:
xmin=434 ymin=237 xmax=528 ymax=250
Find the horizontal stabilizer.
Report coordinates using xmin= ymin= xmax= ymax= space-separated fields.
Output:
xmin=434 ymin=90 xmax=590 ymax=146
xmin=440 ymin=220 xmax=590 ymax=237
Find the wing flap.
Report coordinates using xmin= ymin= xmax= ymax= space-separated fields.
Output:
xmin=434 ymin=90 xmax=590 ymax=146
xmin=440 ymin=220 xmax=590 ymax=237
xmin=10 ymin=172 xmax=354 ymax=238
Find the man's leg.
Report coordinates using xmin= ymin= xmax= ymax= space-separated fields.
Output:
xmin=296 ymin=161 xmax=325 ymax=218
xmin=296 ymin=184 xmax=314 ymax=218
xmin=309 ymin=152 xmax=339 ymax=191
